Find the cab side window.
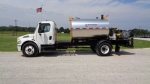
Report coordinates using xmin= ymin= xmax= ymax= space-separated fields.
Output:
xmin=38 ymin=23 xmax=50 ymax=33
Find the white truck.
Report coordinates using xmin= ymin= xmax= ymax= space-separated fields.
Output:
xmin=17 ymin=15 xmax=134 ymax=57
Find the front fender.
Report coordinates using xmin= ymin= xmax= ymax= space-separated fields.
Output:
xmin=98 ymin=40 xmax=111 ymax=45
xmin=20 ymin=39 xmax=41 ymax=53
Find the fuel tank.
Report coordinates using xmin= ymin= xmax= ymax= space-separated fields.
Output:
xmin=70 ymin=18 xmax=110 ymax=38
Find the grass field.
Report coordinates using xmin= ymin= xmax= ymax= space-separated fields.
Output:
xmin=0 ymin=31 xmax=150 ymax=51
xmin=0 ymin=31 xmax=31 ymax=36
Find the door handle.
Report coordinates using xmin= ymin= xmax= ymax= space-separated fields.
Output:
xmin=39 ymin=33 xmax=41 ymax=36
xmin=49 ymin=36 xmax=52 ymax=40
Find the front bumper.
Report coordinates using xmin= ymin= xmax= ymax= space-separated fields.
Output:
xmin=17 ymin=45 xmax=21 ymax=51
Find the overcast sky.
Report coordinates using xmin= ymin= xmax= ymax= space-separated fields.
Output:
xmin=0 ymin=0 xmax=150 ymax=30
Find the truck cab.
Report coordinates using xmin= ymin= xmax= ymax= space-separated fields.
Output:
xmin=34 ymin=21 xmax=56 ymax=45
xmin=17 ymin=21 xmax=56 ymax=56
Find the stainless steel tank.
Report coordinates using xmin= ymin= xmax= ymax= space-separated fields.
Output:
xmin=69 ymin=18 xmax=110 ymax=38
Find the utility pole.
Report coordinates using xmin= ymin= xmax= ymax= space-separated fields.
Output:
xmin=14 ymin=20 xmax=17 ymax=36
xmin=41 ymin=5 xmax=43 ymax=21
xmin=139 ymin=26 xmax=141 ymax=37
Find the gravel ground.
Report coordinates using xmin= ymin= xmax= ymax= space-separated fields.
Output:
xmin=0 ymin=49 xmax=150 ymax=84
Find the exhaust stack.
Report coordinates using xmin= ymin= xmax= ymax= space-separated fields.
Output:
xmin=101 ymin=15 xmax=104 ymax=20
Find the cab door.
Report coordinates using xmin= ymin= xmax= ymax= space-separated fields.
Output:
xmin=37 ymin=23 xmax=54 ymax=45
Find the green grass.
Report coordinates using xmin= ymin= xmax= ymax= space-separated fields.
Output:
xmin=0 ymin=32 xmax=150 ymax=51
xmin=134 ymin=39 xmax=150 ymax=48
xmin=0 ymin=31 xmax=31 ymax=36
xmin=0 ymin=31 xmax=31 ymax=51
xmin=118 ymin=39 xmax=150 ymax=49
xmin=57 ymin=33 xmax=71 ymax=40
xmin=0 ymin=36 xmax=18 ymax=51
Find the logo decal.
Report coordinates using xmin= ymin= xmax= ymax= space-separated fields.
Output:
xmin=85 ymin=24 xmax=97 ymax=27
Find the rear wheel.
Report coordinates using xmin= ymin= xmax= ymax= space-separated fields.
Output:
xmin=22 ymin=42 xmax=38 ymax=57
xmin=96 ymin=42 xmax=112 ymax=56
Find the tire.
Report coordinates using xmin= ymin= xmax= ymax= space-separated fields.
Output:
xmin=96 ymin=42 xmax=112 ymax=56
xmin=22 ymin=42 xmax=39 ymax=57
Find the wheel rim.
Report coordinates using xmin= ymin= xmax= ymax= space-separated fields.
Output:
xmin=100 ymin=45 xmax=109 ymax=54
xmin=25 ymin=45 xmax=35 ymax=55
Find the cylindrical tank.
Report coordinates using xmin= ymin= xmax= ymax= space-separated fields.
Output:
xmin=70 ymin=18 xmax=110 ymax=38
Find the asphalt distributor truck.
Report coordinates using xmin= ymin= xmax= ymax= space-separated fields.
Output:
xmin=17 ymin=15 xmax=134 ymax=57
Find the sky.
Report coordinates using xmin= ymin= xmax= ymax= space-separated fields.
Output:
xmin=0 ymin=0 xmax=150 ymax=30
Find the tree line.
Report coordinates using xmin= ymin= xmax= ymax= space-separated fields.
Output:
xmin=0 ymin=26 xmax=35 ymax=32
xmin=55 ymin=27 xmax=70 ymax=33
xmin=132 ymin=28 xmax=150 ymax=37
xmin=0 ymin=26 xmax=150 ymax=37
xmin=0 ymin=26 xmax=70 ymax=33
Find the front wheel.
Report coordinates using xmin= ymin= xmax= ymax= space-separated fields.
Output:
xmin=22 ymin=42 xmax=39 ymax=57
xmin=96 ymin=42 xmax=112 ymax=56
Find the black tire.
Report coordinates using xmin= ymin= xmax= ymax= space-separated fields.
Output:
xmin=22 ymin=42 xmax=39 ymax=57
xmin=96 ymin=42 xmax=112 ymax=56
xmin=90 ymin=45 xmax=96 ymax=53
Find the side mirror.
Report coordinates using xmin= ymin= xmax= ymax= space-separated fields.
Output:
xmin=38 ymin=29 xmax=43 ymax=33
xmin=38 ymin=23 xmax=43 ymax=33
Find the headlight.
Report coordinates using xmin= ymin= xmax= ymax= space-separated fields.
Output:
xmin=17 ymin=40 xmax=21 ymax=44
